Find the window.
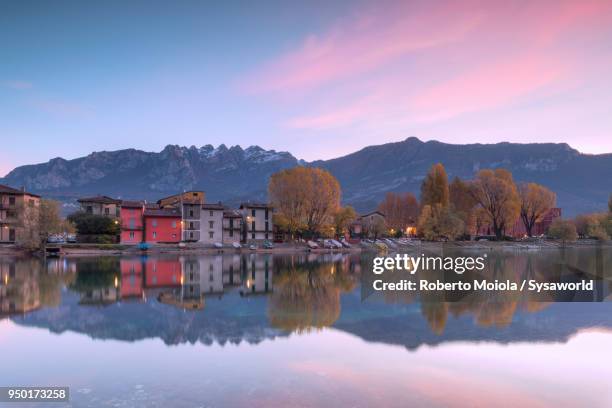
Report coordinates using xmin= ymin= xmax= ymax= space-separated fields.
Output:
xmin=229 ymin=228 xmax=233 ymax=237
xmin=265 ymin=209 xmax=269 ymax=220
xmin=209 ymin=221 xmax=214 ymax=229
xmin=152 ymin=220 xmax=157 ymax=227
xmin=86 ymin=205 xmax=92 ymax=214
xmin=209 ymin=231 xmax=214 ymax=238
xmin=189 ymin=232 xmax=194 ymax=239
xmin=189 ymin=210 xmax=194 ymax=217
xmin=251 ymin=221 xmax=255 ymax=231
xmin=265 ymin=233 xmax=268 ymax=239
xmin=251 ymin=209 xmax=256 ymax=217
xmin=265 ymin=221 xmax=269 ymax=232
xmin=9 ymin=197 xmax=15 ymax=206
xmin=129 ymin=231 xmax=134 ymax=239
xmin=105 ymin=208 xmax=110 ymax=215
xmin=189 ymin=221 xmax=194 ymax=229
xmin=172 ymin=221 xmax=177 ymax=228
xmin=129 ymin=218 xmax=135 ymax=229
xmin=252 ymin=232 xmax=255 ymax=239
xmin=209 ymin=211 xmax=213 ymax=217
xmin=192 ymin=192 xmax=197 ymax=197
xmin=152 ymin=232 xmax=157 ymax=239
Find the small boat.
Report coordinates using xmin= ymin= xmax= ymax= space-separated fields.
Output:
xmin=45 ymin=246 xmax=62 ymax=258
xmin=249 ymin=244 xmax=257 ymax=250
xmin=307 ymin=240 xmax=319 ymax=249
xmin=138 ymin=243 xmax=150 ymax=251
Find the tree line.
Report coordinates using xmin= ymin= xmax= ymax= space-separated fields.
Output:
xmin=268 ymin=164 xmax=612 ymax=242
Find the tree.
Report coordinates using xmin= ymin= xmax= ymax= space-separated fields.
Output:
xmin=68 ymin=212 xmax=121 ymax=236
xmin=369 ymin=216 xmax=387 ymax=240
xmin=470 ymin=169 xmax=520 ymax=240
xmin=547 ymin=219 xmax=577 ymax=244
xmin=417 ymin=204 xmax=464 ymax=241
xmin=377 ymin=192 xmax=419 ymax=235
xmin=421 ymin=163 xmax=449 ymax=208
xmin=268 ymin=167 xmax=341 ymax=237
xmin=16 ymin=198 xmax=63 ymax=250
xmin=333 ymin=206 xmax=357 ymax=238
xmin=574 ymin=213 xmax=610 ymax=240
xmin=449 ymin=177 xmax=477 ymax=236
xmin=518 ymin=183 xmax=556 ymax=237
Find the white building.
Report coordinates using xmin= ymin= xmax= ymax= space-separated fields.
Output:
xmin=222 ymin=210 xmax=242 ymax=245
xmin=239 ymin=202 xmax=274 ymax=243
xmin=199 ymin=203 xmax=224 ymax=245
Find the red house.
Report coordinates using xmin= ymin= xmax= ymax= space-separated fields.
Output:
xmin=120 ymin=200 xmax=145 ymax=244
xmin=144 ymin=207 xmax=182 ymax=243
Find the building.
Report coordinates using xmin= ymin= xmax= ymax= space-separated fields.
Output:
xmin=158 ymin=191 xmax=205 ymax=208
xmin=239 ymin=202 xmax=274 ymax=243
xmin=223 ymin=210 xmax=242 ymax=245
xmin=77 ymin=195 xmax=121 ymax=218
xmin=200 ymin=203 xmax=224 ymax=245
xmin=120 ymin=200 xmax=145 ymax=244
xmin=157 ymin=191 xmax=206 ymax=242
xmin=350 ymin=211 xmax=386 ymax=239
xmin=508 ymin=208 xmax=562 ymax=238
xmin=143 ymin=207 xmax=182 ymax=243
xmin=0 ymin=184 xmax=41 ymax=244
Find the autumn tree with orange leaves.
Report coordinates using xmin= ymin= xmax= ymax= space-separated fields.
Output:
xmin=268 ymin=167 xmax=341 ymax=237
xmin=518 ymin=182 xmax=556 ymax=237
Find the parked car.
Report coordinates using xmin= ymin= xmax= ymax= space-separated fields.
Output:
xmin=263 ymin=240 xmax=274 ymax=249
xmin=66 ymin=234 xmax=77 ymax=243
xmin=249 ymin=244 xmax=257 ymax=250
xmin=330 ymin=239 xmax=343 ymax=248
xmin=232 ymin=242 xmax=242 ymax=249
xmin=340 ymin=240 xmax=352 ymax=248
xmin=213 ymin=242 xmax=223 ymax=249
xmin=307 ymin=240 xmax=319 ymax=249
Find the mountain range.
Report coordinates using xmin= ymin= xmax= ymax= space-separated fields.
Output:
xmin=2 ymin=137 xmax=611 ymax=216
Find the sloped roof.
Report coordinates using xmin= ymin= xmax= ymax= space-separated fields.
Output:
xmin=239 ymin=202 xmax=273 ymax=209
xmin=144 ymin=208 xmax=181 ymax=218
xmin=223 ymin=210 xmax=243 ymax=218
xmin=77 ymin=195 xmax=121 ymax=204
xmin=0 ymin=184 xmax=40 ymax=197
xmin=121 ymin=200 xmax=145 ymax=208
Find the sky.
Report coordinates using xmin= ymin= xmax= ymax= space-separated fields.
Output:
xmin=2 ymin=0 xmax=612 ymax=177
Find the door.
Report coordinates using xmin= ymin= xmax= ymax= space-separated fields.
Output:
xmin=9 ymin=228 xmax=15 ymax=242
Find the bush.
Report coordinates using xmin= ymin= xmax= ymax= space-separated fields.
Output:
xmin=68 ymin=212 xmax=120 ymax=236
xmin=547 ymin=219 xmax=577 ymax=242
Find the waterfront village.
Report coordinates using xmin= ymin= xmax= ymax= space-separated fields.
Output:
xmin=2 ymin=163 xmax=612 ymax=254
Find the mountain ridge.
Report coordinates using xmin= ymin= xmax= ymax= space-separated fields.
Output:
xmin=2 ymin=137 xmax=611 ymax=216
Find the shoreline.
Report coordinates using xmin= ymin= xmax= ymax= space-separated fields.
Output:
xmin=0 ymin=239 xmax=610 ymax=257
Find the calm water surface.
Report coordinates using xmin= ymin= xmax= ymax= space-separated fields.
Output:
xmin=1 ymin=249 xmax=612 ymax=408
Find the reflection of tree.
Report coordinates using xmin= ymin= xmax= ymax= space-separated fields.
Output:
xmin=268 ymin=259 xmax=357 ymax=333
xmin=70 ymin=257 xmax=119 ymax=293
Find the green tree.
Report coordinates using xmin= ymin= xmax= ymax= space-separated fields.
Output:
xmin=548 ymin=219 xmax=577 ymax=244
xmin=333 ymin=206 xmax=357 ymax=238
xmin=421 ymin=163 xmax=449 ymax=208
xmin=417 ymin=204 xmax=464 ymax=241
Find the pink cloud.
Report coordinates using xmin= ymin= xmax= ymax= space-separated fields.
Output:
xmin=242 ymin=0 xmax=612 ymax=134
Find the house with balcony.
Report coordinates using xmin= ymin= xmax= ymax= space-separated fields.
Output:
xmin=120 ymin=200 xmax=145 ymax=244
xmin=77 ymin=195 xmax=121 ymax=218
xmin=0 ymin=184 xmax=41 ymax=244
xmin=200 ymin=203 xmax=224 ymax=245
xmin=239 ymin=202 xmax=274 ymax=243
xmin=158 ymin=191 xmax=205 ymax=242
xmin=223 ymin=210 xmax=242 ymax=245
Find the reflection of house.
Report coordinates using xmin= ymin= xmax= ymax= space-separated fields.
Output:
xmin=0 ymin=184 xmax=41 ymax=244
xmin=240 ymin=202 xmax=273 ymax=243
xmin=350 ymin=211 xmax=386 ymax=238
xmin=120 ymin=200 xmax=145 ymax=244
xmin=79 ymin=287 xmax=120 ymax=305
xmin=181 ymin=256 xmax=224 ymax=295
xmin=0 ymin=260 xmax=41 ymax=315
xmin=223 ymin=210 xmax=242 ymax=246
xmin=200 ymin=203 xmax=224 ymax=245
xmin=77 ymin=195 xmax=121 ymax=218
xmin=144 ymin=258 xmax=182 ymax=287
xmin=120 ymin=258 xmax=144 ymax=298
xmin=144 ymin=207 xmax=182 ymax=243
xmin=240 ymin=255 xmax=273 ymax=295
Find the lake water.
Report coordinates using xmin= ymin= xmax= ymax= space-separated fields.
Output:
xmin=1 ymin=249 xmax=612 ymax=407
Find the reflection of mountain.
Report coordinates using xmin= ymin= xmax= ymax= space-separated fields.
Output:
xmin=13 ymin=289 xmax=287 ymax=346
xmin=7 ymin=250 xmax=612 ymax=349
xmin=334 ymin=293 xmax=612 ymax=350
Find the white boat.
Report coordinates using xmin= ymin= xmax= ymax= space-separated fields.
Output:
xmin=307 ymin=240 xmax=319 ymax=249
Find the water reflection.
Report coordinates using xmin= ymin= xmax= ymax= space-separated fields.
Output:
xmin=1 ymin=249 xmax=612 ymax=349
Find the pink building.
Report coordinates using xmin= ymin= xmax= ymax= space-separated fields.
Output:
xmin=120 ymin=200 xmax=145 ymax=244
xmin=144 ymin=207 xmax=182 ymax=243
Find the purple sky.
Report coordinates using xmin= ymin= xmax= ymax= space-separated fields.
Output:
xmin=2 ymin=0 xmax=612 ymax=177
